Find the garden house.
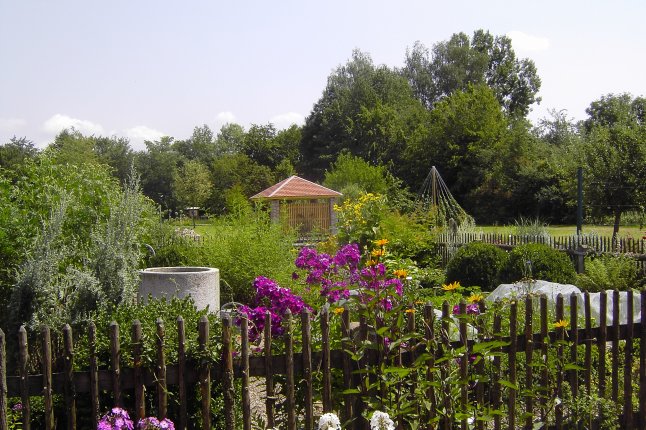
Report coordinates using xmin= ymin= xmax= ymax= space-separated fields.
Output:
xmin=250 ymin=175 xmax=342 ymax=235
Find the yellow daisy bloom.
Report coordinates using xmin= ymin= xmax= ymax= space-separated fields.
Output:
xmin=371 ymin=249 xmax=385 ymax=258
xmin=333 ymin=307 xmax=345 ymax=315
xmin=393 ymin=269 xmax=408 ymax=279
xmin=441 ymin=281 xmax=461 ymax=292
xmin=374 ymin=238 xmax=389 ymax=247
xmin=553 ymin=319 xmax=569 ymax=329
xmin=468 ymin=293 xmax=485 ymax=303
xmin=405 ymin=308 xmax=415 ymax=314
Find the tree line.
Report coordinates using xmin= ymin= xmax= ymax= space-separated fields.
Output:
xmin=2 ymin=29 xmax=645 ymax=235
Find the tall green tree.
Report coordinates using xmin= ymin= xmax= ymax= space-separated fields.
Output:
xmin=0 ymin=136 xmax=38 ymax=173
xmin=582 ymin=93 xmax=646 ymax=240
xmin=216 ymin=123 xmax=245 ymax=156
xmin=136 ymin=136 xmax=184 ymax=211
xmin=403 ymin=30 xmax=541 ymax=117
xmin=46 ymin=129 xmax=100 ymax=165
xmin=301 ymin=49 xmax=430 ymax=180
xmin=173 ymin=160 xmax=212 ymax=213
xmin=404 ymin=84 xmax=507 ymax=217
xmin=209 ymin=153 xmax=274 ymax=214
xmin=93 ymin=135 xmax=135 ymax=184
xmin=173 ymin=124 xmax=218 ymax=164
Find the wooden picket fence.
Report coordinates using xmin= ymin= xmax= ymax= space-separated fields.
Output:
xmin=436 ymin=233 xmax=646 ymax=274
xmin=1 ymin=290 xmax=646 ymax=429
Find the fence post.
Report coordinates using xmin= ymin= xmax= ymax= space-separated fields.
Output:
xmin=132 ymin=320 xmax=145 ymax=421
xmin=640 ymin=290 xmax=646 ymax=427
xmin=301 ymin=309 xmax=314 ymax=430
xmin=524 ymin=296 xmax=534 ymax=430
xmin=85 ymin=322 xmax=99 ymax=428
xmin=63 ymin=324 xmax=76 ymax=430
xmin=177 ymin=317 xmax=187 ymax=430
xmin=321 ymin=308 xmax=332 ymax=413
xmin=285 ymin=310 xmax=296 ymax=430
xmin=18 ymin=326 xmax=30 ymax=430
xmin=222 ymin=316 xmax=235 ymax=430
xmin=459 ymin=301 xmax=468 ymax=430
xmin=109 ymin=321 xmax=122 ymax=407
xmin=241 ymin=317 xmax=251 ymax=430
xmin=264 ymin=311 xmax=275 ymax=428
xmin=0 ymin=328 xmax=7 ymax=430
xmin=198 ymin=316 xmax=211 ymax=430
xmin=156 ymin=318 xmax=167 ymax=420
xmin=623 ymin=291 xmax=634 ymax=428
xmin=41 ymin=325 xmax=54 ymax=430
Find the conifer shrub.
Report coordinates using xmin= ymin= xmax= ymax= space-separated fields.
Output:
xmin=445 ymin=242 xmax=508 ymax=290
xmin=499 ymin=242 xmax=577 ymax=284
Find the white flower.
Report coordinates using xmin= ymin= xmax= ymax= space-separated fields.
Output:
xmin=318 ymin=412 xmax=341 ymax=430
xmin=370 ymin=411 xmax=394 ymax=430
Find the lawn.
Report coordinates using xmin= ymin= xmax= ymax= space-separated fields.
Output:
xmin=477 ymin=224 xmax=645 ymax=239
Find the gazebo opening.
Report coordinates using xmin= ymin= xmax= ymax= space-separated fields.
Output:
xmin=250 ymin=176 xmax=342 ymax=236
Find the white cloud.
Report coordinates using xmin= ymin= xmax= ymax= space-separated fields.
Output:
xmin=0 ymin=117 xmax=27 ymax=132
xmin=215 ymin=111 xmax=236 ymax=125
xmin=507 ymin=31 xmax=550 ymax=52
xmin=125 ymin=125 xmax=165 ymax=151
xmin=269 ymin=112 xmax=305 ymax=130
xmin=43 ymin=114 xmax=105 ymax=136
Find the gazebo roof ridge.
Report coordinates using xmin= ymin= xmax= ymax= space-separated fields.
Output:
xmin=250 ymin=175 xmax=342 ymax=200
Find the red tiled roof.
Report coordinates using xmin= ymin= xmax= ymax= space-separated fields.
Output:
xmin=250 ymin=176 xmax=342 ymax=200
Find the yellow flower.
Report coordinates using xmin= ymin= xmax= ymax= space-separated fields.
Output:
xmin=415 ymin=300 xmax=425 ymax=305
xmin=371 ymin=249 xmax=385 ymax=258
xmin=393 ymin=269 xmax=408 ymax=279
xmin=366 ymin=259 xmax=378 ymax=267
xmin=333 ymin=307 xmax=345 ymax=315
xmin=468 ymin=293 xmax=484 ymax=303
xmin=441 ymin=281 xmax=461 ymax=292
xmin=553 ymin=319 xmax=569 ymax=329
xmin=374 ymin=238 xmax=389 ymax=247
xmin=405 ymin=308 xmax=415 ymax=314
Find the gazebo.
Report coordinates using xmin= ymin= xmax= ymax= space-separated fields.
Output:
xmin=250 ymin=176 xmax=342 ymax=234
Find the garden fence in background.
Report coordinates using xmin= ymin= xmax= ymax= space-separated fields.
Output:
xmin=436 ymin=233 xmax=646 ymax=274
xmin=1 ymin=290 xmax=646 ymax=429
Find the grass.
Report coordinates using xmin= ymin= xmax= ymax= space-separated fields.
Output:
xmin=180 ymin=217 xmax=646 ymax=241
xmin=478 ymin=224 xmax=645 ymax=239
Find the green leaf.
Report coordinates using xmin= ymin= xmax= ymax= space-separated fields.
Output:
xmin=498 ymin=379 xmax=519 ymax=390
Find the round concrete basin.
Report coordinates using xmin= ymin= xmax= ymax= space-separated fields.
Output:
xmin=139 ymin=267 xmax=220 ymax=312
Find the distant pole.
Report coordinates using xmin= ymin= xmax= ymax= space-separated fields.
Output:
xmin=577 ymin=167 xmax=583 ymax=236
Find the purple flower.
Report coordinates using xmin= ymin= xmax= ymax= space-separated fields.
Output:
xmin=11 ymin=402 xmax=22 ymax=412
xmin=452 ymin=304 xmax=480 ymax=315
xmin=98 ymin=407 xmax=134 ymax=430
xmin=137 ymin=417 xmax=175 ymax=430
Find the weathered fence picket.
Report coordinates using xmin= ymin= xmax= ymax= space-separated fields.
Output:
xmin=2 ymin=294 xmax=646 ymax=429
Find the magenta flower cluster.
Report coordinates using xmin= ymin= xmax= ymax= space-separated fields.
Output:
xmin=97 ymin=407 xmax=134 ymax=430
xmin=295 ymin=244 xmax=362 ymax=303
xmin=97 ymin=408 xmax=174 ymax=430
xmin=238 ymin=276 xmax=312 ymax=341
xmin=452 ymin=304 xmax=480 ymax=315
xmin=137 ymin=417 xmax=175 ymax=430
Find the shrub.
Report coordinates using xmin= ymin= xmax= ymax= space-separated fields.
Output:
xmin=499 ymin=243 xmax=577 ymax=284
xmin=378 ymin=211 xmax=439 ymax=267
xmin=445 ymin=242 xmax=508 ymax=290
xmin=576 ymin=254 xmax=640 ymax=292
xmin=150 ymin=210 xmax=296 ymax=306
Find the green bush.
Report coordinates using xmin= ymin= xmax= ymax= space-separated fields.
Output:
xmin=150 ymin=210 xmax=297 ymax=305
xmin=499 ymin=243 xmax=577 ymax=284
xmin=576 ymin=254 xmax=640 ymax=292
xmin=445 ymin=242 xmax=508 ymax=290
xmin=379 ymin=211 xmax=439 ymax=267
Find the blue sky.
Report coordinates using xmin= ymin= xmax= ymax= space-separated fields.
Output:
xmin=1 ymin=0 xmax=645 ymax=150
